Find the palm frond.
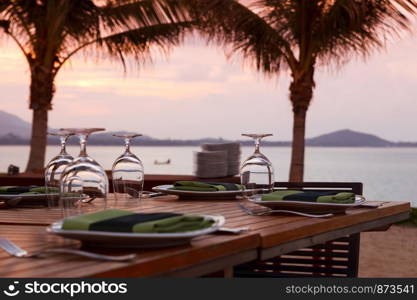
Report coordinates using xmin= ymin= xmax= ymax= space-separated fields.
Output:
xmin=1 ymin=0 xmax=194 ymax=71
xmin=187 ymin=0 xmax=417 ymax=76
xmin=92 ymin=21 xmax=193 ymax=69
xmin=100 ymin=0 xmax=190 ymax=29
xmin=188 ymin=0 xmax=297 ymax=74
xmin=313 ymin=0 xmax=417 ymax=65
xmin=0 ymin=1 xmax=36 ymax=50
xmin=59 ymin=0 xmax=193 ymax=69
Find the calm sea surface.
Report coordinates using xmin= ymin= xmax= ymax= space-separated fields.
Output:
xmin=1 ymin=145 xmax=416 ymax=207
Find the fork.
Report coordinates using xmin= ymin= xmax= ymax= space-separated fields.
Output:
xmin=238 ymin=203 xmax=334 ymax=218
xmin=0 ymin=238 xmax=136 ymax=262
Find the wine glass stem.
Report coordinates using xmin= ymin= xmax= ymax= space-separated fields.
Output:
xmin=124 ymin=138 xmax=131 ymax=154
xmin=254 ymin=137 xmax=261 ymax=154
xmin=59 ymin=136 xmax=68 ymax=155
xmin=79 ymin=134 xmax=88 ymax=157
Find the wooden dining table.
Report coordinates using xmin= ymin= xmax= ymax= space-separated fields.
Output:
xmin=0 ymin=194 xmax=410 ymax=278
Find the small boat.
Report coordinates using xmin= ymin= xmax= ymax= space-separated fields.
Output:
xmin=154 ymin=159 xmax=171 ymax=165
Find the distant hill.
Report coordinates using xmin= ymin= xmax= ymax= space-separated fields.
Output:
xmin=0 ymin=110 xmax=416 ymax=147
xmin=305 ymin=129 xmax=394 ymax=147
xmin=0 ymin=111 xmax=31 ymax=138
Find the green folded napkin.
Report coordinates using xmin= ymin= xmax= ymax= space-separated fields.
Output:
xmin=31 ymin=186 xmax=58 ymax=193
xmin=0 ymin=186 xmax=32 ymax=194
xmin=170 ymin=181 xmax=243 ymax=192
xmin=261 ymin=190 xmax=356 ymax=204
xmin=0 ymin=186 xmax=56 ymax=195
xmin=0 ymin=186 xmax=15 ymax=192
xmin=132 ymin=215 xmax=213 ymax=233
xmin=62 ymin=209 xmax=214 ymax=233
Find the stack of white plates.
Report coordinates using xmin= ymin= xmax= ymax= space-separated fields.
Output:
xmin=201 ymin=143 xmax=241 ymax=176
xmin=194 ymin=150 xmax=228 ymax=178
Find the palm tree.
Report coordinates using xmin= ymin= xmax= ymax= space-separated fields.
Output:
xmin=0 ymin=0 xmax=192 ymax=172
xmin=188 ymin=0 xmax=417 ymax=181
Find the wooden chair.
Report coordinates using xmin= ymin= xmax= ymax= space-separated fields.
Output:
xmin=234 ymin=182 xmax=362 ymax=278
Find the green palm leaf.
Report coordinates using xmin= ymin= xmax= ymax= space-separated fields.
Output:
xmin=188 ymin=0 xmax=296 ymax=74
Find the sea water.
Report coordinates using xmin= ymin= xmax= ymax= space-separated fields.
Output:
xmin=1 ymin=145 xmax=416 ymax=206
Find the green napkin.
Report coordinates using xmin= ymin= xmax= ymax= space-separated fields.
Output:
xmin=133 ymin=215 xmax=214 ymax=233
xmin=261 ymin=190 xmax=301 ymax=200
xmin=30 ymin=186 xmax=58 ymax=193
xmin=261 ymin=190 xmax=356 ymax=204
xmin=170 ymin=181 xmax=243 ymax=192
xmin=316 ymin=192 xmax=356 ymax=204
xmin=63 ymin=210 xmax=133 ymax=230
xmin=0 ymin=186 xmax=15 ymax=192
xmin=0 ymin=186 xmax=32 ymax=194
xmin=0 ymin=186 xmax=55 ymax=194
xmin=62 ymin=209 xmax=214 ymax=233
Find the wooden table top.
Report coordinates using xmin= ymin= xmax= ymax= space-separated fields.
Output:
xmin=0 ymin=196 xmax=410 ymax=277
xmin=0 ymin=224 xmax=259 ymax=277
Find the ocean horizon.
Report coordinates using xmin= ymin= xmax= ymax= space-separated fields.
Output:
xmin=1 ymin=145 xmax=416 ymax=207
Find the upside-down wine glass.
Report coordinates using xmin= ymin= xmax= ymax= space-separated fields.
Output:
xmin=240 ymin=134 xmax=275 ymax=198
xmin=44 ymin=130 xmax=74 ymax=209
xmin=59 ymin=128 xmax=108 ymax=217
xmin=112 ymin=133 xmax=144 ymax=210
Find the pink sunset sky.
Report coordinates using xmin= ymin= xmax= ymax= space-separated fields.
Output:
xmin=1 ymin=31 xmax=417 ymax=141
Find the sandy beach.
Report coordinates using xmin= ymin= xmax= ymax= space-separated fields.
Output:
xmin=359 ymin=225 xmax=417 ymax=277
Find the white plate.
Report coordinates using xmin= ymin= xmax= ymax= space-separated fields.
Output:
xmin=46 ymin=215 xmax=225 ymax=248
xmin=152 ymin=184 xmax=256 ymax=200
xmin=249 ymin=195 xmax=366 ymax=214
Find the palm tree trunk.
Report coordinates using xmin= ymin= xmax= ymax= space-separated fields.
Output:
xmin=289 ymin=106 xmax=307 ymax=182
xmin=26 ymin=108 xmax=48 ymax=172
xmin=25 ymin=66 xmax=54 ymax=173
xmin=288 ymin=68 xmax=315 ymax=182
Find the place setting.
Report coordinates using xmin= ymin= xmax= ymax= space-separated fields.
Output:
xmin=152 ymin=141 xmax=250 ymax=200
xmin=0 ymin=207 xmax=239 ymax=262
xmin=240 ymin=187 xmax=379 ymax=217
xmin=240 ymin=191 xmax=367 ymax=217
xmin=151 ymin=181 xmax=251 ymax=200
xmin=0 ymin=186 xmax=58 ymax=208
xmin=234 ymin=133 xmax=375 ymax=217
